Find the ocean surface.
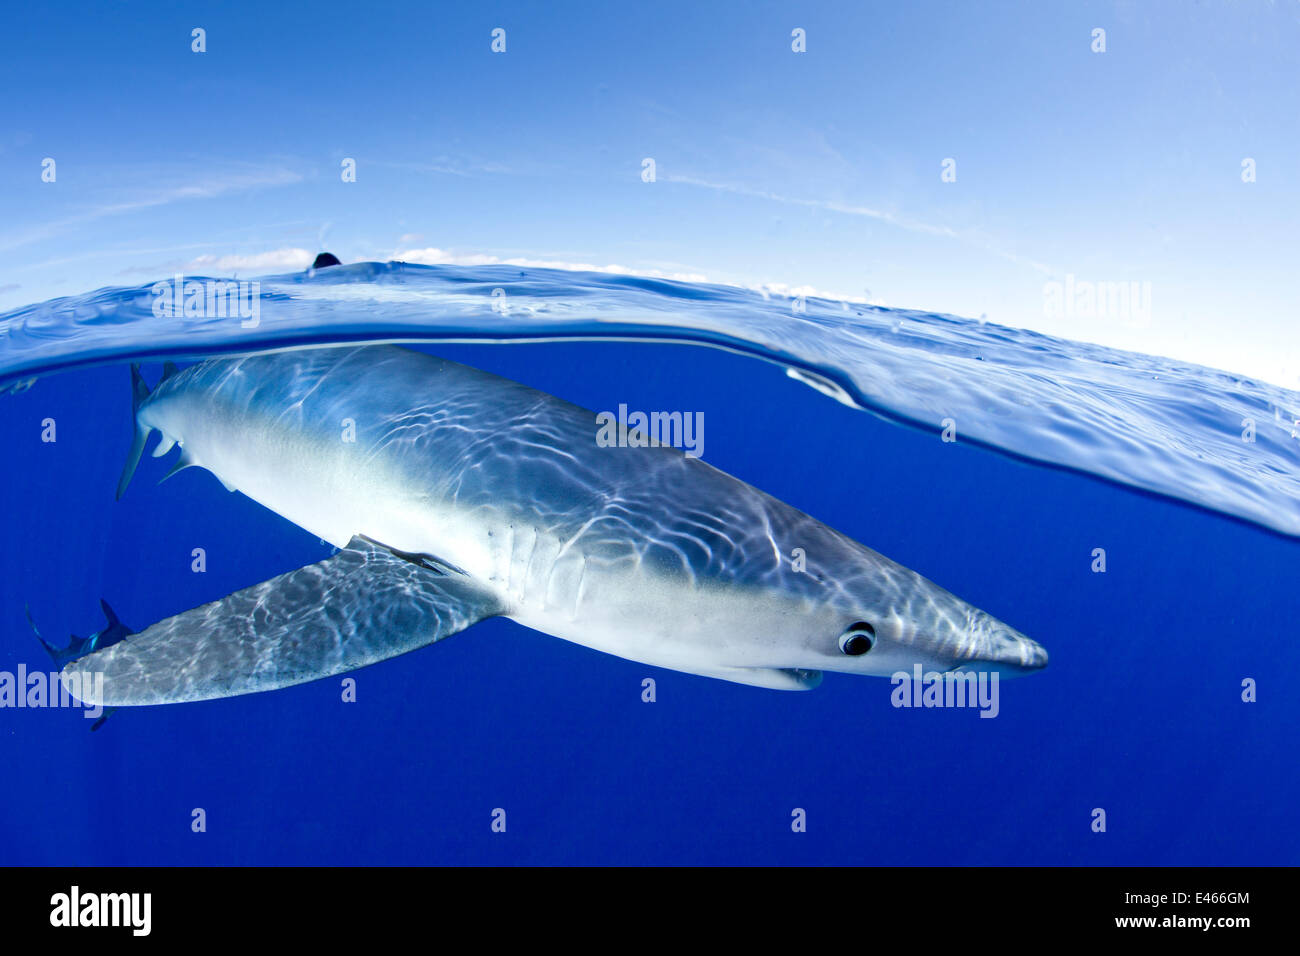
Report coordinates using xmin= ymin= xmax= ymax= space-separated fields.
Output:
xmin=1 ymin=262 xmax=1296 ymax=865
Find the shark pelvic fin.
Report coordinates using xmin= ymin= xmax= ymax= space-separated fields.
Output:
xmin=159 ymin=447 xmax=198 ymax=484
xmin=60 ymin=537 xmax=504 ymax=707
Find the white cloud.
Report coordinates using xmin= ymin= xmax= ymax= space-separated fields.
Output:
xmin=185 ymin=248 xmax=314 ymax=274
xmin=393 ymin=247 xmax=711 ymax=283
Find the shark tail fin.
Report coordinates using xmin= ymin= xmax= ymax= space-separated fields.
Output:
xmin=25 ymin=603 xmax=69 ymax=665
xmin=27 ymin=606 xmax=121 ymax=732
xmin=27 ymin=601 xmax=134 ymax=668
xmin=116 ymin=362 xmax=182 ymax=500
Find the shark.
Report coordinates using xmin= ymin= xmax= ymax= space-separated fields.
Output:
xmin=46 ymin=343 xmax=1047 ymax=708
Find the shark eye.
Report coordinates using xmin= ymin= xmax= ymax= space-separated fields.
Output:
xmin=839 ymin=622 xmax=875 ymax=655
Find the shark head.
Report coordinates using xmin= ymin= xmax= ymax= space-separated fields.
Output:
xmin=767 ymin=535 xmax=1049 ymax=683
xmin=642 ymin=520 xmax=1049 ymax=690
xmin=535 ymin=470 xmax=1051 ymax=691
xmin=815 ymin=575 xmax=1047 ymax=680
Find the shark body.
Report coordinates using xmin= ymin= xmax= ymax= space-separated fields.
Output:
xmin=56 ymin=344 xmax=1046 ymax=706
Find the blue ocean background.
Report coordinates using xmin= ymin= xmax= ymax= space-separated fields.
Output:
xmin=1 ymin=264 xmax=1297 ymax=865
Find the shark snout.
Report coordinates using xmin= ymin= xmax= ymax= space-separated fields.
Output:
xmin=949 ymin=612 xmax=1048 ymax=677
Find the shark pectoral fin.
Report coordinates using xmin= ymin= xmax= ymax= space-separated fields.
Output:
xmin=60 ymin=537 xmax=503 ymax=707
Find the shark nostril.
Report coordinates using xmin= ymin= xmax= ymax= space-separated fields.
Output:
xmin=839 ymin=621 xmax=876 ymax=655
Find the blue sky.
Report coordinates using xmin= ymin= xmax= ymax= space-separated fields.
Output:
xmin=2 ymin=1 xmax=1297 ymax=387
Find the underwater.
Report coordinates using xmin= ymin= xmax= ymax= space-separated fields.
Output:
xmin=1 ymin=260 xmax=1296 ymax=868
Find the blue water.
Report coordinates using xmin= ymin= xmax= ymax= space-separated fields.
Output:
xmin=1 ymin=264 xmax=1297 ymax=864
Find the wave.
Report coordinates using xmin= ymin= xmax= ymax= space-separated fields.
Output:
xmin=2 ymin=260 xmax=1297 ymax=537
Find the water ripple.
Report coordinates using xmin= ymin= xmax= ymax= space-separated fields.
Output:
xmin=1 ymin=260 xmax=1297 ymax=536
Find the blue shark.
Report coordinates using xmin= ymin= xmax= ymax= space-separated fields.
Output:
xmin=51 ymin=344 xmax=1046 ymax=707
